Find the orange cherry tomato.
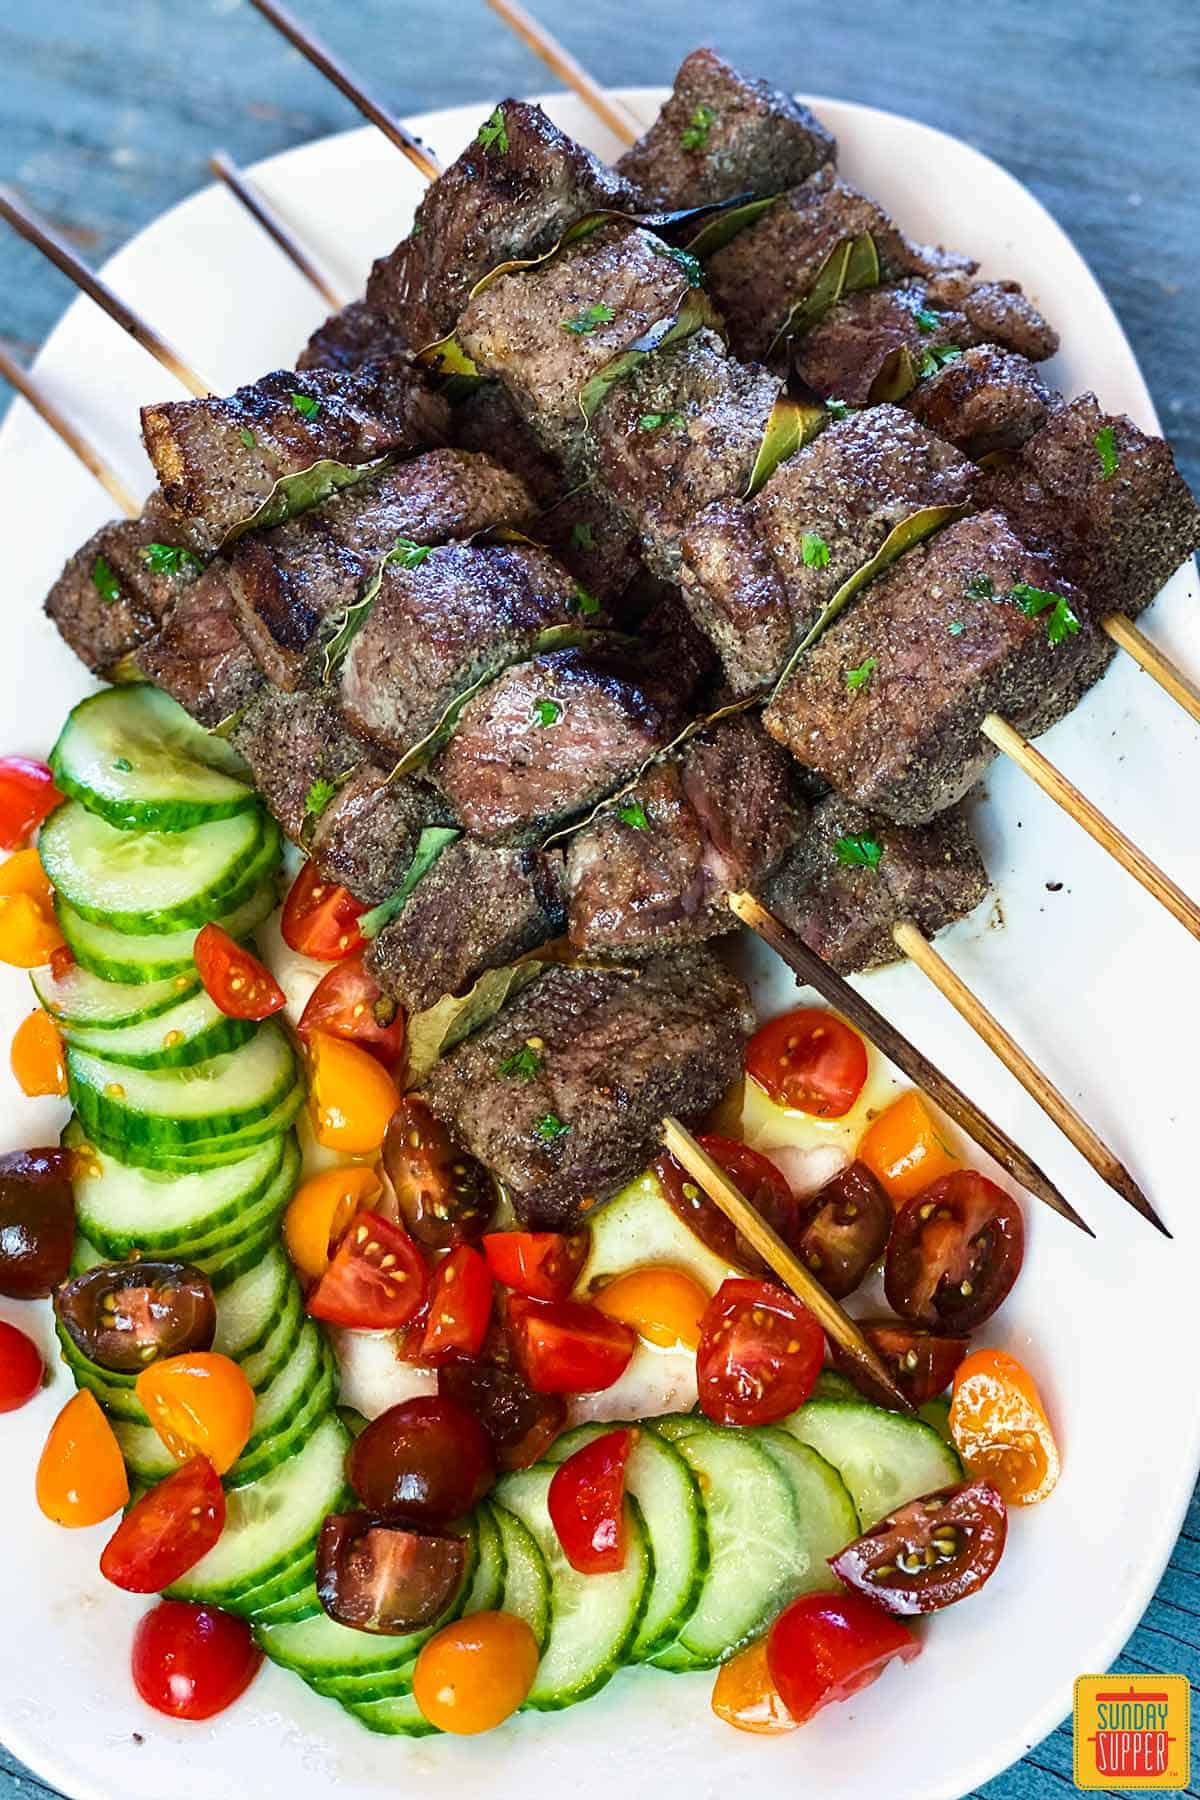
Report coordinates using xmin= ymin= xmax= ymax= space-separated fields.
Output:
xmin=593 ymin=1266 xmax=709 ymax=1351
xmin=0 ymin=850 xmax=65 ymax=968
xmin=281 ymin=862 xmax=366 ymax=961
xmin=36 ymin=1388 xmax=129 ymax=1527
xmin=0 ymin=758 xmax=63 ymax=849
xmin=308 ymin=1028 xmax=400 ymax=1153
xmin=949 ymin=1347 xmax=1061 ymax=1506
xmin=11 ymin=1008 xmax=66 ymax=1096
xmin=193 ymin=925 xmax=285 ymax=1020
xmin=135 ymin=1352 xmax=255 ymax=1476
xmin=711 ymin=1638 xmax=796 ymax=1735
xmin=858 ymin=1090 xmax=959 ymax=1206
xmin=746 ymin=1008 xmax=868 ymax=1118
xmin=283 ymin=1163 xmax=382 ymax=1282
xmin=411 ymin=1611 xmax=540 ymax=1734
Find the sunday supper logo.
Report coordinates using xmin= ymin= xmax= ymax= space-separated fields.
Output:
xmin=1073 ymin=1676 xmax=1190 ymax=1789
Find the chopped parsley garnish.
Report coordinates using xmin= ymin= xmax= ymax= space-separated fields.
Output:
xmin=964 ymin=571 xmax=995 ymax=601
xmin=303 ymin=778 xmax=336 ymax=819
xmin=391 ymin=537 xmax=430 ymax=569
xmin=563 ymin=302 xmax=615 ymax=335
xmin=569 ymin=585 xmax=600 ymax=616
xmin=637 ymin=410 xmax=686 ymax=432
xmin=835 ymin=833 xmax=884 ymax=869
xmin=290 ymin=392 xmax=321 ymax=419
xmin=570 ymin=521 xmax=595 ymax=553
xmin=801 ymin=531 xmax=830 ymax=568
xmin=654 ymin=241 xmax=703 ymax=287
xmin=478 ymin=106 xmax=509 ymax=154
xmin=112 ymin=757 xmax=132 ymax=773
xmin=618 ymin=801 xmax=650 ymax=831
xmin=948 ymin=620 xmax=966 ymax=636
xmin=91 ymin=555 xmax=121 ymax=605
xmin=1094 ymin=424 xmax=1119 ymax=479
xmin=140 ymin=542 xmax=202 ymax=577
xmin=499 ymin=1044 xmax=543 ymax=1081
xmin=914 ymin=308 xmax=941 ymax=333
xmin=679 ymin=103 xmax=716 ymax=151
xmin=532 ymin=698 xmax=561 ymax=727
xmin=917 ymin=345 xmax=962 ymax=378
xmin=825 ymin=397 xmax=850 ymax=421
xmin=845 ymin=656 xmax=878 ymax=690
xmin=238 ymin=427 xmax=256 ymax=449
xmin=1010 ymin=581 xmax=1081 ymax=645
xmin=535 ymin=1112 xmax=570 ymax=1140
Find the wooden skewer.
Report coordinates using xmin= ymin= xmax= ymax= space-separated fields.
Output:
xmin=483 ymin=0 xmax=642 ymax=148
xmin=0 ymin=186 xmax=211 ymax=399
xmin=0 ymin=344 xmax=139 ymax=519
xmin=891 ymin=919 xmax=1167 ymax=1235
xmin=209 ymin=152 xmax=345 ymax=313
xmin=245 ymin=0 xmax=442 ymax=181
xmin=728 ymin=889 xmax=1094 ymax=1235
xmin=661 ymin=1117 xmax=914 ymax=1413
xmin=1102 ymin=612 xmax=1200 ymax=728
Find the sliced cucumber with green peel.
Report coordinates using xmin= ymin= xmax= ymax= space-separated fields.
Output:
xmin=918 ymin=1396 xmax=953 ymax=1441
xmin=227 ymin=1326 xmax=338 ymax=1488
xmin=57 ymin=983 xmax=256 ymax=1069
xmin=237 ymin=1278 xmax=306 ymax=1393
xmin=212 ymin=1246 xmax=293 ymax=1362
xmin=40 ymin=801 xmax=271 ymax=934
xmin=491 ymin=1499 xmax=551 ymax=1651
xmin=346 ymin=1693 xmax=437 ymax=1737
xmin=251 ymin=1584 xmax=324 ymax=1628
xmin=56 ymin=1321 xmax=148 ymax=1422
xmin=86 ymin=1079 xmax=304 ymax=1172
xmin=753 ymin=1425 xmax=861 ymax=1576
xmin=811 ymin=1369 xmax=860 ymax=1404
xmin=57 ymin=876 xmax=277 ymax=983
xmin=784 ymin=1398 xmax=963 ymax=1529
xmin=32 ymin=960 xmax=201 ymax=1030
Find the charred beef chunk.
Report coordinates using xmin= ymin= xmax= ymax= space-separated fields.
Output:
xmin=981 ymin=394 xmax=1200 ymax=621
xmin=430 ymin=645 xmax=687 ymax=843
xmin=226 ymin=451 xmax=536 ymax=688
xmin=366 ymin=101 xmax=639 ymax=349
xmin=449 ymin=379 xmax=563 ymax=506
xmin=924 ymin=268 xmax=1059 ymax=363
xmin=587 ymin=328 xmax=779 ymax=580
xmin=566 ymin=714 xmax=801 ymax=954
xmin=537 ymin=487 xmax=645 ymax=610
xmin=227 ymin=690 xmax=373 ymax=846
xmin=311 ymin=765 xmax=454 ymax=908
xmin=758 ymin=793 xmax=989 ymax=973
xmin=366 ymin=840 xmax=566 ymax=1013
xmin=44 ymin=493 xmax=207 ymax=675
xmin=298 ymin=299 xmax=410 ymax=373
xmin=707 ymin=167 xmax=974 ymax=363
xmin=141 ymin=365 xmax=449 ymax=547
xmin=339 ymin=542 xmax=582 ymax=759
xmin=137 ymin=569 xmax=264 ymax=727
xmin=419 ymin=947 xmax=754 ymax=1230
xmin=457 ymin=220 xmax=708 ymax=466
xmin=905 ymin=346 xmax=1060 ymax=459
xmin=764 ymin=510 xmax=1097 ymax=823
xmin=680 ymin=406 xmax=978 ymax=694
xmin=615 ymin=48 xmax=834 ymax=208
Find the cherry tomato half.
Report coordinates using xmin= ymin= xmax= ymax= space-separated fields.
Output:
xmin=747 ymin=1008 xmax=868 ymax=1118
xmin=950 ymin=1347 xmax=1061 ymax=1506
xmin=36 ymin=1388 xmax=129 ymax=1527
xmin=711 ymin=1639 xmax=796 ymax=1735
xmin=0 ymin=758 xmax=63 ymax=849
xmin=10 ymin=1009 xmax=66 ymax=1096
xmin=420 ymin=1245 xmax=493 ymax=1363
xmin=281 ymin=862 xmax=366 ymax=961
xmin=307 ymin=1211 xmax=428 ymax=1330
xmin=548 ymin=1427 xmax=632 ymax=1573
xmin=885 ymin=1170 xmax=1024 ymax=1334
xmin=0 ymin=1317 xmax=43 ymax=1411
xmin=831 ymin=1319 xmax=969 ymax=1408
xmin=438 ymin=1318 xmax=565 ymax=1471
xmin=101 ymin=1457 xmax=226 ymax=1593
xmin=298 ymin=952 xmax=405 ymax=1066
xmin=858 ymin=1090 xmax=959 ymax=1207
xmin=132 ymin=1601 xmax=262 ymax=1720
xmin=308 ymin=1028 xmax=400 ymax=1154
xmin=56 ymin=1260 xmax=216 ymax=1374
xmin=0 ymin=850 xmax=65 ymax=968
xmin=412 ymin=1612 xmax=540 ymax=1734
xmin=792 ymin=1161 xmax=892 ymax=1300
xmin=193 ymin=924 xmax=285 ymax=1020
xmin=830 ymin=1478 xmax=1008 ymax=1614
xmin=383 ymin=1098 xmax=497 ymax=1250
xmin=483 ymin=1230 xmax=589 ymax=1302
xmin=316 ymin=1512 xmax=467 ymax=1635
xmin=508 ymin=1296 xmax=636 ymax=1395
xmin=655 ymin=1133 xmax=796 ymax=1273
xmin=135 ymin=1351 xmax=255 ymax=1475
xmin=283 ymin=1165 xmax=382 ymax=1284
xmin=593 ymin=1266 xmax=709 ymax=1351
xmin=767 ymin=1590 xmax=920 ymax=1725
xmin=0 ymin=1147 xmax=75 ymax=1298
xmin=695 ymin=1276 xmax=825 ymax=1427
xmin=347 ymin=1395 xmax=495 ymax=1526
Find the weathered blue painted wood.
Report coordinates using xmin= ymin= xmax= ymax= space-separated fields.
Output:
xmin=1 ymin=3 xmax=1198 ymax=1797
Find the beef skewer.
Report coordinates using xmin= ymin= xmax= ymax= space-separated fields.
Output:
xmin=208 ymin=152 xmax=346 ymax=313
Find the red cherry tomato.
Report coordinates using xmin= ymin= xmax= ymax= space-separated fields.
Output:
xmin=281 ymin=861 xmax=366 ymax=962
xmin=0 ymin=758 xmax=63 ymax=849
xmin=695 ymin=1277 xmax=825 ymax=1427
xmin=419 ymin=1245 xmax=493 ymax=1363
xmin=0 ymin=1317 xmax=43 ymax=1410
xmin=307 ymin=1211 xmax=428 ymax=1330
xmin=482 ymin=1230 xmax=589 ymax=1302
xmin=507 ymin=1296 xmax=636 ymax=1395
xmin=767 ymin=1590 xmax=920 ymax=1724
xmin=193 ymin=925 xmax=285 ymax=1021
xmin=100 ymin=1456 xmax=225 ymax=1593
xmin=746 ymin=1008 xmax=869 ymax=1118
xmin=548 ymin=1428 xmax=632 ymax=1573
xmin=832 ymin=1320 xmax=969 ymax=1408
xmin=885 ymin=1170 xmax=1024 ymax=1334
xmin=131 ymin=1600 xmax=262 ymax=1720
xmin=348 ymin=1396 xmax=495 ymax=1525
xmin=298 ymin=952 xmax=405 ymax=1065
xmin=655 ymin=1134 xmax=797 ymax=1273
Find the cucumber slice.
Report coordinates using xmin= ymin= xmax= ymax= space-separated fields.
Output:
xmin=753 ymin=1426 xmax=861 ymax=1575
xmin=648 ymin=1415 xmax=811 ymax=1671
xmin=491 ymin=1499 xmax=551 ymax=1651
xmin=228 ymin=1326 xmax=338 ymax=1488
xmin=86 ymin=1080 xmax=304 ymax=1172
xmin=213 ymin=1246 xmax=293 ymax=1361
xmin=251 ymin=1584 xmax=324 ymax=1628
xmin=56 ymin=1320 xmax=148 ymax=1422
xmin=58 ymin=984 xmax=256 ymax=1069
xmin=68 ymin=1021 xmax=298 ymax=1150
xmin=576 ymin=1169 xmax=740 ymax=1300
xmin=57 ymin=877 xmax=277 ymax=983
xmin=50 ymin=684 xmax=254 ymax=831
xmin=811 ymin=1369 xmax=860 ymax=1404
xmin=40 ymin=801 xmax=271 ymax=934
xmin=544 ymin=1422 xmax=706 ymax=1661
xmin=226 ymin=1544 xmax=328 ymax=1620
xmin=784 ymin=1398 xmax=963 ymax=1529
xmin=237 ymin=1278 xmax=306 ymax=1393
xmin=918 ymin=1396 xmax=953 ymax=1441
xmin=494 ymin=1464 xmax=649 ymax=1709
xmin=32 ymin=961 xmax=201 ymax=1030
xmin=345 ymin=1693 xmax=438 ymax=1737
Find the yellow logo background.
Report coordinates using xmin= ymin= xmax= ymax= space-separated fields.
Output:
xmin=1073 ymin=1675 xmax=1190 ymax=1789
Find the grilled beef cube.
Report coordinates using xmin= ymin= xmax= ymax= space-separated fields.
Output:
xmin=924 ymin=269 xmax=1059 ymax=364
xmin=430 ymin=646 xmax=686 ymax=843
xmin=680 ymin=406 xmax=978 ymax=694
xmin=707 ymin=167 xmax=974 ymax=363
xmin=905 ymin=346 xmax=1059 ymax=459
xmin=227 ymin=451 xmax=536 ymax=687
xmin=615 ymin=48 xmax=834 ymax=208
xmin=227 ymin=690 xmax=372 ymax=846
xmin=311 ymin=766 xmax=453 ymax=908
xmin=758 ymin=793 xmax=989 ymax=972
xmin=587 ymin=328 xmax=779 ymax=579
xmin=297 ymin=299 xmax=410 ymax=373
xmin=367 ymin=840 xmax=566 ymax=1013
xmin=141 ymin=365 xmax=449 ymax=547
xmin=419 ymin=947 xmax=754 ymax=1230
xmin=537 ymin=488 xmax=645 ymax=610
xmin=44 ymin=493 xmax=206 ymax=675
xmin=449 ymin=379 xmax=563 ymax=506
xmin=136 ymin=569 xmax=264 ymax=728
xmin=981 ymin=394 xmax=1200 ymax=621
xmin=457 ymin=220 xmax=707 ymax=466
xmin=764 ymin=511 xmax=1096 ymax=823
xmin=566 ymin=714 xmax=801 ymax=954
xmin=340 ymin=542 xmax=581 ymax=759
xmin=366 ymin=101 xmax=638 ymax=349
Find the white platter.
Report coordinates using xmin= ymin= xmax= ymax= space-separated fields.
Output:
xmin=0 ymin=86 xmax=1198 ymax=1800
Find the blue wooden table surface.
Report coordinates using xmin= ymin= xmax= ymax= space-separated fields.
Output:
xmin=1 ymin=2 xmax=1197 ymax=1795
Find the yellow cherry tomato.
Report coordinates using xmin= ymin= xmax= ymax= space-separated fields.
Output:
xmin=593 ymin=1265 xmax=709 ymax=1350
xmin=857 ymin=1090 xmax=959 ymax=1207
xmin=0 ymin=851 xmax=64 ymax=968
xmin=950 ymin=1347 xmax=1060 ymax=1506
xmin=283 ymin=1163 xmax=382 ymax=1281
xmin=412 ymin=1612 xmax=540 ymax=1734
xmin=308 ymin=1028 xmax=400 ymax=1153
xmin=36 ymin=1389 xmax=129 ymax=1527
xmin=11 ymin=1009 xmax=67 ymax=1096
xmin=711 ymin=1638 xmax=796 ymax=1735
xmin=136 ymin=1352 xmax=255 ymax=1475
